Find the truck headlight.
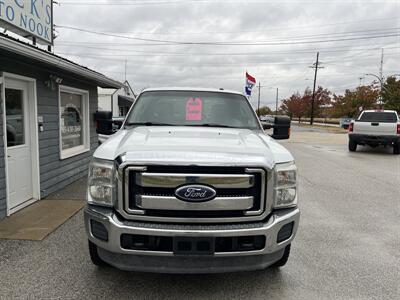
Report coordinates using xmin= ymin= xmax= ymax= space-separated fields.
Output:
xmin=88 ymin=158 xmax=115 ymax=207
xmin=273 ymin=162 xmax=297 ymax=209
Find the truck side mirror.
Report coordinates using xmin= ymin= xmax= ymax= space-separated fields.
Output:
xmin=94 ymin=111 xmax=113 ymax=135
xmin=262 ymin=123 xmax=272 ymax=130
xmin=270 ymin=116 xmax=291 ymax=140
xmin=113 ymin=119 xmax=124 ymax=130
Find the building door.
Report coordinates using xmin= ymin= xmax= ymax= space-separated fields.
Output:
xmin=4 ymin=79 xmax=33 ymax=210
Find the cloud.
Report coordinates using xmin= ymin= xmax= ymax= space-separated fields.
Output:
xmin=53 ymin=0 xmax=400 ymax=108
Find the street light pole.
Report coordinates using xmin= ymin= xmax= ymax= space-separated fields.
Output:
xmin=365 ymin=73 xmax=383 ymax=106
xmin=275 ymin=88 xmax=279 ymax=115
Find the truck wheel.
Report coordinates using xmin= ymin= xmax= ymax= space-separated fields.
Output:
xmin=394 ymin=142 xmax=400 ymax=155
xmin=271 ymin=244 xmax=291 ymax=268
xmin=88 ymin=240 xmax=107 ymax=266
xmin=348 ymin=140 xmax=357 ymax=152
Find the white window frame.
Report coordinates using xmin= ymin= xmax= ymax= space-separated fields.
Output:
xmin=58 ymin=85 xmax=90 ymax=160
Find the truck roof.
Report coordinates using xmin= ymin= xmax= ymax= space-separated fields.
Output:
xmin=142 ymin=87 xmax=244 ymax=96
xmin=362 ymin=109 xmax=397 ymax=113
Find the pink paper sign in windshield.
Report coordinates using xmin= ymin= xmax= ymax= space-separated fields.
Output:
xmin=186 ymin=98 xmax=203 ymax=121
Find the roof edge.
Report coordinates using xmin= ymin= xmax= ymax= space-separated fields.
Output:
xmin=0 ymin=35 xmax=122 ymax=89
xmin=142 ymin=87 xmax=244 ymax=95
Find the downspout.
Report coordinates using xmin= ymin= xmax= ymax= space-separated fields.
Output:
xmin=0 ymin=73 xmax=8 ymax=216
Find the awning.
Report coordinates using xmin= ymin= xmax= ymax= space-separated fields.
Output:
xmin=0 ymin=33 xmax=122 ymax=89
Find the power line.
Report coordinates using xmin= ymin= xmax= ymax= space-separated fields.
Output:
xmin=55 ymin=49 xmax=397 ymax=67
xmin=55 ymin=53 xmax=318 ymax=66
xmin=54 ymin=42 xmax=400 ymax=55
xmin=54 ymin=0 xmax=400 ymax=20
xmin=58 ymin=51 xmax=398 ymax=69
xmin=52 ymin=16 xmax=400 ymax=36
xmin=57 ymin=25 xmax=400 ymax=39
xmin=54 ymin=49 xmax=399 ymax=63
xmin=54 ymin=37 xmax=399 ymax=49
xmin=53 ymin=27 xmax=400 ymax=51
xmin=55 ymin=25 xmax=400 ymax=46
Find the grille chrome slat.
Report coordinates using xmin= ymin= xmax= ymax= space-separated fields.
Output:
xmin=136 ymin=195 xmax=254 ymax=211
xmin=122 ymin=165 xmax=267 ymax=223
xmin=137 ymin=173 xmax=254 ymax=189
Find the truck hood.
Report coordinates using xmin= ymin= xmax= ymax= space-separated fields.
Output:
xmin=95 ymin=126 xmax=294 ymax=169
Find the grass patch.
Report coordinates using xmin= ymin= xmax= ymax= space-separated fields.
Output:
xmin=296 ymin=123 xmax=348 ymax=134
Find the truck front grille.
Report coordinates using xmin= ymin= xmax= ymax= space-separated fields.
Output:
xmin=122 ymin=165 xmax=266 ymax=222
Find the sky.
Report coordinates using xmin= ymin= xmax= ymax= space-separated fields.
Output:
xmin=48 ymin=0 xmax=400 ymax=109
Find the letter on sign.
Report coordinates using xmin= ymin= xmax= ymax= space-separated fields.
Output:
xmin=0 ymin=0 xmax=53 ymax=45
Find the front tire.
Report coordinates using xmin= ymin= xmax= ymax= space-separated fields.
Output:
xmin=348 ymin=139 xmax=357 ymax=152
xmin=394 ymin=142 xmax=400 ymax=155
xmin=88 ymin=240 xmax=107 ymax=266
xmin=271 ymin=244 xmax=291 ymax=268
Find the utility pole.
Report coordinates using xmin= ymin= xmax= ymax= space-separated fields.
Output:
xmin=309 ymin=52 xmax=323 ymax=125
xmin=275 ymin=88 xmax=279 ymax=115
xmin=257 ymin=81 xmax=261 ymax=117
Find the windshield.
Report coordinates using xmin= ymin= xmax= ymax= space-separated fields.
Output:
xmin=358 ymin=112 xmax=398 ymax=123
xmin=125 ymin=91 xmax=260 ymax=129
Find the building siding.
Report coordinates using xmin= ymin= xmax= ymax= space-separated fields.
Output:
xmin=0 ymin=98 xmax=6 ymax=219
xmin=36 ymin=77 xmax=98 ymax=198
xmin=0 ymin=53 xmax=100 ymax=218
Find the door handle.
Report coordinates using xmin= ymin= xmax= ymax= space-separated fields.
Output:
xmin=371 ymin=122 xmax=379 ymax=126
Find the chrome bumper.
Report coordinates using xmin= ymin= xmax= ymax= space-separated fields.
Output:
xmin=85 ymin=205 xmax=300 ymax=258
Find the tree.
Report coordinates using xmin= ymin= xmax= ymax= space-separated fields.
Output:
xmin=309 ymin=86 xmax=332 ymax=117
xmin=382 ymin=76 xmax=400 ymax=112
xmin=331 ymin=85 xmax=379 ymax=117
xmin=281 ymin=92 xmax=307 ymax=122
xmin=256 ymin=106 xmax=273 ymax=116
xmin=281 ymin=86 xmax=331 ymax=121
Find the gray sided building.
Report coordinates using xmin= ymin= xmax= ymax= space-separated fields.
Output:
xmin=0 ymin=34 xmax=121 ymax=219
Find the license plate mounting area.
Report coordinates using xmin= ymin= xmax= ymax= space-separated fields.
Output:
xmin=173 ymin=236 xmax=215 ymax=255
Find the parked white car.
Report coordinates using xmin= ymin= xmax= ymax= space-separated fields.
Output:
xmin=348 ymin=110 xmax=400 ymax=154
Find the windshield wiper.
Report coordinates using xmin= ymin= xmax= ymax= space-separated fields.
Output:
xmin=185 ymin=123 xmax=239 ymax=128
xmin=125 ymin=122 xmax=243 ymax=129
xmin=124 ymin=122 xmax=177 ymax=128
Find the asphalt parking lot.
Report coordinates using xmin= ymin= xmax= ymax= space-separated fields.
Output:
xmin=0 ymin=126 xmax=399 ymax=299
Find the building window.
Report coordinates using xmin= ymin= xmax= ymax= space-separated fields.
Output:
xmin=59 ymin=86 xmax=90 ymax=159
xmin=5 ymin=89 xmax=25 ymax=147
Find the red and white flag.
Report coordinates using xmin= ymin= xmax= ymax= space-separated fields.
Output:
xmin=245 ymin=72 xmax=256 ymax=96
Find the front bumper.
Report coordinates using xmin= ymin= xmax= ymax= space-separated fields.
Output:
xmin=349 ymin=133 xmax=400 ymax=145
xmin=84 ymin=205 xmax=300 ymax=273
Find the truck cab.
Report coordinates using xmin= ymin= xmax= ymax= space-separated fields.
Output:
xmin=348 ymin=110 xmax=400 ymax=154
xmin=85 ymin=88 xmax=299 ymax=273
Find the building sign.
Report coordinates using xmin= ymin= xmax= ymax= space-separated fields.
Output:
xmin=0 ymin=0 xmax=53 ymax=45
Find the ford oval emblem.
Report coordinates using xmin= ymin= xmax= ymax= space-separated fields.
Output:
xmin=175 ymin=185 xmax=217 ymax=202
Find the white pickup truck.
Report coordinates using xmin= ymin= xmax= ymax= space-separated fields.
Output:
xmin=348 ymin=110 xmax=400 ymax=154
xmin=84 ymin=88 xmax=299 ymax=273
